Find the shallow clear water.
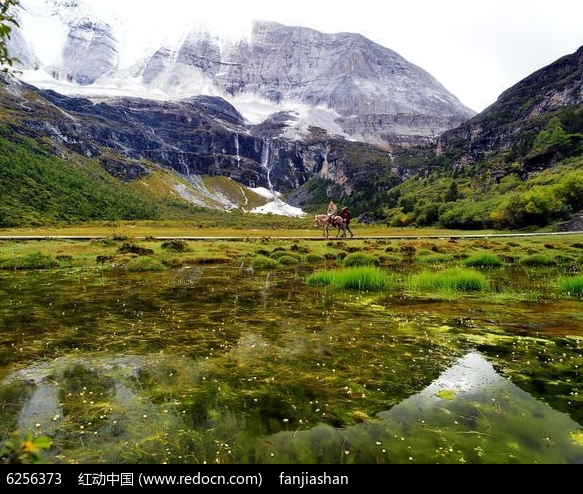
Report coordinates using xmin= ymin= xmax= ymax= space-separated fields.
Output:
xmin=1 ymin=265 xmax=582 ymax=464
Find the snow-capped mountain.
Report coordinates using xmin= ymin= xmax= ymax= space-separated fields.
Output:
xmin=10 ymin=0 xmax=475 ymax=147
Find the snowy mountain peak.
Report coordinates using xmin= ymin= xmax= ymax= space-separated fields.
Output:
xmin=11 ymin=0 xmax=475 ymax=146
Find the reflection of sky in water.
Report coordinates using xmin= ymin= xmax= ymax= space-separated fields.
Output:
xmin=421 ymin=352 xmax=504 ymax=395
xmin=12 ymin=356 xmax=150 ymax=433
xmin=378 ymin=351 xmax=580 ymax=428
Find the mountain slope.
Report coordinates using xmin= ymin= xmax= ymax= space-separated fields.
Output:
xmin=9 ymin=1 xmax=583 ymax=232
xmin=374 ymin=45 xmax=583 ymax=230
xmin=3 ymin=38 xmax=583 ymax=230
xmin=437 ymin=45 xmax=583 ymax=170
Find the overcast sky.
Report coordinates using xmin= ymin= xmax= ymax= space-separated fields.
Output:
xmin=34 ymin=0 xmax=583 ymax=113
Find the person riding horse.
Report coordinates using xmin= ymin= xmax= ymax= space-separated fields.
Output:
xmin=327 ymin=200 xmax=338 ymax=223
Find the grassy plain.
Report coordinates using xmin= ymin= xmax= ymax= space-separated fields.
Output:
xmin=0 ymin=219 xmax=581 ymax=280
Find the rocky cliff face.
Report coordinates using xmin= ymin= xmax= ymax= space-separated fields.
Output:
xmin=0 ymin=79 xmax=305 ymax=194
xmin=2 ymin=74 xmax=423 ymax=205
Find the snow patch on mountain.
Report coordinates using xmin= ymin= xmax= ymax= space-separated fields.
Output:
xmin=249 ymin=188 xmax=306 ymax=217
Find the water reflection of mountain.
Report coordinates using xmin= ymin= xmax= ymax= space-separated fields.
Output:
xmin=262 ymin=352 xmax=583 ymax=463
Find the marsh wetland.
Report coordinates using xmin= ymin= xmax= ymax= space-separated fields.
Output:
xmin=1 ymin=227 xmax=583 ymax=464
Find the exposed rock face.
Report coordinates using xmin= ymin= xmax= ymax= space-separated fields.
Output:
xmin=58 ymin=20 xmax=118 ymax=86
xmin=2 ymin=75 xmax=420 ymax=201
xmin=0 ymin=80 xmax=307 ymax=192
xmin=152 ymin=21 xmax=474 ymax=140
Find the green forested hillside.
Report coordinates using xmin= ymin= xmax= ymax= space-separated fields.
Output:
xmin=0 ymin=126 xmax=309 ymax=229
xmin=380 ymin=156 xmax=583 ymax=230
xmin=376 ymin=108 xmax=583 ymax=230
xmin=0 ymin=127 xmax=163 ymax=227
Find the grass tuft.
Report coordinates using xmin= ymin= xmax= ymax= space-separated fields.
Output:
xmin=126 ymin=256 xmax=166 ymax=272
xmin=558 ymin=275 xmax=583 ymax=296
xmin=407 ymin=268 xmax=490 ymax=293
xmin=519 ymin=254 xmax=557 ymax=267
xmin=343 ymin=252 xmax=379 ymax=267
xmin=0 ymin=251 xmax=60 ymax=270
xmin=307 ymin=266 xmax=395 ymax=291
xmin=462 ymin=253 xmax=504 ymax=268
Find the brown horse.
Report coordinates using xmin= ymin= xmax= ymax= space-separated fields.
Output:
xmin=314 ymin=214 xmax=344 ymax=238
